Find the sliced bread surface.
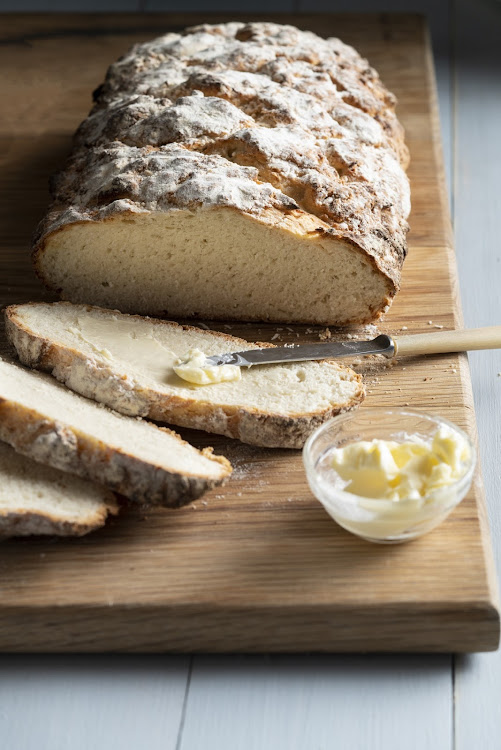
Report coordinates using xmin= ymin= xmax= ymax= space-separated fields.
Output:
xmin=0 ymin=440 xmax=117 ymax=538
xmin=5 ymin=302 xmax=365 ymax=449
xmin=0 ymin=356 xmax=231 ymax=506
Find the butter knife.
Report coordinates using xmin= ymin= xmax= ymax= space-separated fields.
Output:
xmin=206 ymin=327 xmax=501 ymax=367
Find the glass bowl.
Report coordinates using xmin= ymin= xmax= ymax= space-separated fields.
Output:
xmin=303 ymin=408 xmax=476 ymax=544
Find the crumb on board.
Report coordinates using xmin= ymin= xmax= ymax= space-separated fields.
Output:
xmin=401 ymin=325 xmax=408 ymax=330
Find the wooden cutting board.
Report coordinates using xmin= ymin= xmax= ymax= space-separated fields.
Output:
xmin=0 ymin=13 xmax=499 ymax=653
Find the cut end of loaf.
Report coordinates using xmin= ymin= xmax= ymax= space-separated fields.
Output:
xmin=35 ymin=208 xmax=395 ymax=326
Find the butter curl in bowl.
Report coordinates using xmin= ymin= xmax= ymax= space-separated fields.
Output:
xmin=303 ymin=408 xmax=476 ymax=544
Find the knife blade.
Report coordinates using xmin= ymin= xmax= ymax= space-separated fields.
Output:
xmin=205 ymin=334 xmax=395 ymax=367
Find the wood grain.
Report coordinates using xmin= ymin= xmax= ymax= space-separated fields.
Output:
xmin=0 ymin=13 xmax=498 ymax=652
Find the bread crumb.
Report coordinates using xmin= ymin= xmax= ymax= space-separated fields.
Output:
xmin=319 ymin=327 xmax=332 ymax=341
xmin=271 ymin=333 xmax=281 ymax=341
xmin=428 ymin=320 xmax=433 ymax=325
xmin=434 ymin=324 xmax=444 ymax=329
xmin=401 ymin=325 xmax=408 ymax=330
xmin=452 ymin=369 xmax=457 ymax=373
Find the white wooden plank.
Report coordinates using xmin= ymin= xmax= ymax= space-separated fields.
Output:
xmin=178 ymin=655 xmax=452 ymax=750
xmin=0 ymin=655 xmax=190 ymax=750
xmin=296 ymin=0 xmax=453 ymax=204
xmin=453 ymin=0 xmax=501 ymax=747
xmin=0 ymin=0 xmax=140 ymax=8
xmin=144 ymin=0 xmax=294 ymax=11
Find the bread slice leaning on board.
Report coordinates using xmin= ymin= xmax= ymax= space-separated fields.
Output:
xmin=0 ymin=357 xmax=231 ymax=506
xmin=32 ymin=22 xmax=410 ymax=326
xmin=0 ymin=440 xmax=118 ymax=538
xmin=5 ymin=302 xmax=365 ymax=449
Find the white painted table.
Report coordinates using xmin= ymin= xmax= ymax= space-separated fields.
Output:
xmin=0 ymin=1 xmax=500 ymax=747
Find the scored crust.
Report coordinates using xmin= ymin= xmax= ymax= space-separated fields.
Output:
xmin=5 ymin=302 xmax=365 ymax=449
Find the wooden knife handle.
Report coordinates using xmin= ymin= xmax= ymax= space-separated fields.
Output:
xmin=394 ymin=326 xmax=501 ymax=357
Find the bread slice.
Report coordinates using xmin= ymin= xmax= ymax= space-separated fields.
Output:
xmin=0 ymin=356 xmax=231 ymax=506
xmin=5 ymin=302 xmax=365 ymax=449
xmin=0 ymin=439 xmax=118 ymax=538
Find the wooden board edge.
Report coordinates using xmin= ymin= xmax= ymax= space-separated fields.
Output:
xmin=0 ymin=12 xmax=430 ymax=46
xmin=0 ymin=601 xmax=498 ymax=653
xmin=422 ymin=22 xmax=501 ymax=627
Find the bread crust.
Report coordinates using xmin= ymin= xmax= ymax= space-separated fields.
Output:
xmin=5 ymin=302 xmax=365 ymax=449
xmin=0 ymin=503 xmax=117 ymax=538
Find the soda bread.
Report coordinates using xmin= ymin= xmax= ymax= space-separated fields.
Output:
xmin=5 ymin=302 xmax=365 ymax=449
xmin=33 ymin=22 xmax=410 ymax=326
xmin=0 ymin=440 xmax=118 ymax=538
xmin=0 ymin=357 xmax=231 ymax=506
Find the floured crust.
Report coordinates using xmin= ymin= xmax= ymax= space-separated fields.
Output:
xmin=6 ymin=302 xmax=365 ymax=449
xmin=33 ymin=22 xmax=410 ymax=321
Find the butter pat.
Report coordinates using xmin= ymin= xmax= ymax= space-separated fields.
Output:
xmin=174 ymin=349 xmax=241 ymax=385
xmin=330 ymin=426 xmax=471 ymax=501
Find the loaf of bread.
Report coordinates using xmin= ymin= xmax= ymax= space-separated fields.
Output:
xmin=5 ymin=302 xmax=364 ymax=449
xmin=0 ymin=357 xmax=231 ymax=506
xmin=33 ymin=22 xmax=410 ymax=326
xmin=0 ymin=440 xmax=118 ymax=538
